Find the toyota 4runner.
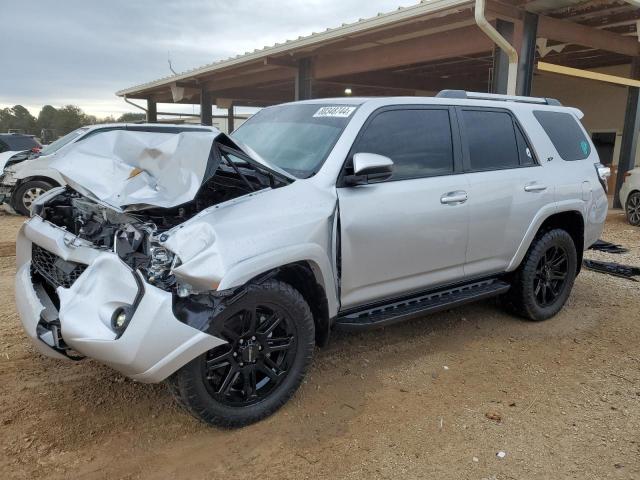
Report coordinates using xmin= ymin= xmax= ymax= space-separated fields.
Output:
xmin=15 ymin=91 xmax=609 ymax=427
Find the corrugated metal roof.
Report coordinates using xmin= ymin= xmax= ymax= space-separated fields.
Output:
xmin=116 ymin=0 xmax=472 ymax=97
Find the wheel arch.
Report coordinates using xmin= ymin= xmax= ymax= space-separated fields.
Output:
xmin=508 ymin=208 xmax=585 ymax=275
xmin=217 ymin=247 xmax=338 ymax=347
xmin=15 ymin=175 xmax=61 ymax=188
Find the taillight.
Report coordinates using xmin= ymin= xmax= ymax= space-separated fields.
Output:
xmin=594 ymin=163 xmax=610 ymax=193
xmin=31 ymin=146 xmax=41 ymax=153
xmin=623 ymin=171 xmax=632 ymax=183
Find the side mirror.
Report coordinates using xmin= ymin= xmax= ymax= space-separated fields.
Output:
xmin=345 ymin=152 xmax=394 ymax=186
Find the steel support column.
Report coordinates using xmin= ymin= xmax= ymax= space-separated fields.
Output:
xmin=295 ymin=58 xmax=313 ymax=100
xmin=228 ymin=103 xmax=235 ymax=133
xmin=146 ymin=99 xmax=157 ymax=123
xmin=491 ymin=19 xmax=514 ymax=94
xmin=200 ymin=89 xmax=212 ymax=126
xmin=614 ymin=58 xmax=640 ymax=208
xmin=516 ymin=12 xmax=538 ymax=97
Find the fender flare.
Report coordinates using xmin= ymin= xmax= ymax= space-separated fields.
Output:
xmin=217 ymin=243 xmax=339 ymax=317
xmin=506 ymin=201 xmax=586 ymax=272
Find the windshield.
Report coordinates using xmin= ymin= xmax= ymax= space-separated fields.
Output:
xmin=231 ymin=103 xmax=357 ymax=178
xmin=40 ymin=127 xmax=89 ymax=156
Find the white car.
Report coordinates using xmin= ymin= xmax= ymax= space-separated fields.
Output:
xmin=619 ymin=167 xmax=640 ymax=226
xmin=0 ymin=123 xmax=216 ymax=215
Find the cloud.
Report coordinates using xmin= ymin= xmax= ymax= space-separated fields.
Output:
xmin=1 ymin=0 xmax=416 ymax=118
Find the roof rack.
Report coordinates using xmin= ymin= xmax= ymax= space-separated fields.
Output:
xmin=436 ymin=90 xmax=562 ymax=106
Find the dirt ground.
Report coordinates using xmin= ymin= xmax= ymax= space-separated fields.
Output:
xmin=1 ymin=210 xmax=639 ymax=480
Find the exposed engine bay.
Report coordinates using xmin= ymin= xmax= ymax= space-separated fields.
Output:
xmin=36 ymin=149 xmax=289 ymax=292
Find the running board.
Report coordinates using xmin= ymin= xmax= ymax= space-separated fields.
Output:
xmin=334 ymin=278 xmax=510 ymax=331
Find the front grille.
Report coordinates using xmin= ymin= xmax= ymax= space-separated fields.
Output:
xmin=31 ymin=244 xmax=88 ymax=289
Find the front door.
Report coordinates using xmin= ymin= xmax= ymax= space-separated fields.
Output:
xmin=337 ymin=106 xmax=469 ymax=310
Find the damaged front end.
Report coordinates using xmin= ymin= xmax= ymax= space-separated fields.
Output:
xmin=16 ymin=130 xmax=293 ymax=382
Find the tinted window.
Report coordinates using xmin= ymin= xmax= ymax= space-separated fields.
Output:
xmin=0 ymin=135 xmax=38 ymax=151
xmin=534 ymin=111 xmax=590 ymax=161
xmin=353 ymin=109 xmax=453 ymax=180
xmin=462 ymin=110 xmax=519 ymax=170
xmin=515 ymin=124 xmax=536 ymax=166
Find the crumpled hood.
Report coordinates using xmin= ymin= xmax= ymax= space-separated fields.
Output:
xmin=50 ymin=129 xmax=220 ymax=210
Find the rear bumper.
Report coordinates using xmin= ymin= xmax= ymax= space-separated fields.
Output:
xmin=15 ymin=216 xmax=225 ymax=383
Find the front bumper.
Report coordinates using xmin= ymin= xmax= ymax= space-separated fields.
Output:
xmin=15 ymin=216 xmax=225 ymax=383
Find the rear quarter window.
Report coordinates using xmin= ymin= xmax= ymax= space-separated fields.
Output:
xmin=533 ymin=111 xmax=591 ymax=161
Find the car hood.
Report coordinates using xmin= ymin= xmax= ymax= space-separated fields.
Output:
xmin=0 ymin=150 xmax=30 ymax=172
xmin=50 ymin=128 xmax=294 ymax=211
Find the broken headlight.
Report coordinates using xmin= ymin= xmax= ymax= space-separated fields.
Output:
xmin=145 ymin=243 xmax=178 ymax=288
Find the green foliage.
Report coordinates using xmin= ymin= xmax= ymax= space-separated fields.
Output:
xmin=117 ymin=112 xmax=146 ymax=123
xmin=0 ymin=105 xmax=146 ymax=142
xmin=0 ymin=105 xmax=37 ymax=134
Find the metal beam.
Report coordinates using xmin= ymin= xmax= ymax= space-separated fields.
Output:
xmin=614 ymin=58 xmax=640 ymax=209
xmin=202 ymin=68 xmax=294 ymax=92
xmin=491 ymin=19 xmax=514 ymax=94
xmin=516 ymin=12 xmax=538 ymax=96
xmin=314 ymin=24 xmax=493 ymax=79
xmin=146 ymin=99 xmax=157 ymax=123
xmin=537 ymin=62 xmax=640 ymax=88
xmin=538 ymin=14 xmax=640 ymax=57
xmin=295 ymin=58 xmax=313 ymax=100
xmin=200 ymin=89 xmax=212 ymax=126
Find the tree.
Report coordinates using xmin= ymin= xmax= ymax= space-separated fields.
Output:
xmin=0 ymin=105 xmax=37 ymax=134
xmin=37 ymin=105 xmax=58 ymax=130
xmin=53 ymin=105 xmax=91 ymax=136
xmin=117 ymin=112 xmax=146 ymax=123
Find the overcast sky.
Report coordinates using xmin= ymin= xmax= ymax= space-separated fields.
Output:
xmin=1 ymin=0 xmax=417 ymax=118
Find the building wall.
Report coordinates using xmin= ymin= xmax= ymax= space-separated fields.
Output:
xmin=532 ymin=64 xmax=639 ymax=168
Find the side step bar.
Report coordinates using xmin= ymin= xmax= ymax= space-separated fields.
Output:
xmin=334 ymin=278 xmax=510 ymax=331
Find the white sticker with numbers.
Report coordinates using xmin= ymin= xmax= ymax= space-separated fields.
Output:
xmin=313 ymin=106 xmax=356 ymax=118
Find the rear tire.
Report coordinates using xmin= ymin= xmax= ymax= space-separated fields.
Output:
xmin=167 ymin=280 xmax=315 ymax=428
xmin=504 ymin=229 xmax=577 ymax=321
xmin=626 ymin=191 xmax=640 ymax=227
xmin=12 ymin=180 xmax=55 ymax=216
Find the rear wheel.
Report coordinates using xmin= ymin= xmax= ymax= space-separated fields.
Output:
xmin=626 ymin=191 xmax=640 ymax=226
xmin=12 ymin=180 xmax=55 ymax=216
xmin=504 ymin=229 xmax=577 ymax=321
xmin=167 ymin=280 xmax=315 ymax=428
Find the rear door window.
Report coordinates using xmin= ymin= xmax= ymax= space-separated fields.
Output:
xmin=460 ymin=109 xmax=520 ymax=171
xmin=352 ymin=108 xmax=454 ymax=181
xmin=533 ymin=110 xmax=590 ymax=161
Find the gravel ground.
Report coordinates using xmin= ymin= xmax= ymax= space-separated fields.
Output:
xmin=1 ymin=210 xmax=639 ymax=479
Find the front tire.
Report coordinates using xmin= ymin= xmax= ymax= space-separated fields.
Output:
xmin=12 ymin=180 xmax=55 ymax=216
xmin=505 ymin=229 xmax=577 ymax=321
xmin=167 ymin=280 xmax=315 ymax=428
xmin=626 ymin=191 xmax=640 ymax=226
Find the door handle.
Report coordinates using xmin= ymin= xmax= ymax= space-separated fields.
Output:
xmin=440 ymin=191 xmax=468 ymax=205
xmin=524 ymin=183 xmax=548 ymax=192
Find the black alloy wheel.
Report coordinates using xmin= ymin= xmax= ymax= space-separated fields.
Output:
xmin=503 ymin=228 xmax=577 ymax=321
xmin=204 ymin=304 xmax=297 ymax=407
xmin=167 ymin=280 xmax=315 ymax=428
xmin=532 ymin=245 xmax=569 ymax=308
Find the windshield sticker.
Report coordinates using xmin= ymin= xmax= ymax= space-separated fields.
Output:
xmin=313 ymin=106 xmax=356 ymax=118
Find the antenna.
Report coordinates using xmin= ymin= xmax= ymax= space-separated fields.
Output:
xmin=168 ymin=51 xmax=177 ymax=75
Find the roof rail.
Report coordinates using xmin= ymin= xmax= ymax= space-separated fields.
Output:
xmin=436 ymin=90 xmax=562 ymax=106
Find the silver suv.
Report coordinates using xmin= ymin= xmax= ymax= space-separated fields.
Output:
xmin=16 ymin=91 xmax=609 ymax=427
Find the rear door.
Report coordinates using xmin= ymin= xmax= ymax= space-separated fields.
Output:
xmin=458 ymin=107 xmax=555 ymax=277
xmin=337 ymin=106 xmax=470 ymax=309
